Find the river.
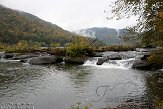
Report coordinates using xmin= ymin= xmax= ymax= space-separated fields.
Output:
xmin=0 ymin=52 xmax=163 ymax=109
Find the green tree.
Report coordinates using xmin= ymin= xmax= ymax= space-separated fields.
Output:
xmin=110 ymin=0 xmax=163 ymax=46
xmin=66 ymin=37 xmax=93 ymax=57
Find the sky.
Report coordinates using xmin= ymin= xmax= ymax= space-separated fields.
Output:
xmin=0 ymin=0 xmax=138 ymax=31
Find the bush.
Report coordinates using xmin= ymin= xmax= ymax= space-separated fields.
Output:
xmin=66 ymin=37 xmax=94 ymax=57
xmin=66 ymin=44 xmax=93 ymax=57
xmin=148 ymin=49 xmax=163 ymax=69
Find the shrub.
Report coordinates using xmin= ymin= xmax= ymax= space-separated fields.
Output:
xmin=148 ymin=49 xmax=163 ymax=69
xmin=66 ymin=44 xmax=93 ymax=57
xmin=66 ymin=37 xmax=93 ymax=57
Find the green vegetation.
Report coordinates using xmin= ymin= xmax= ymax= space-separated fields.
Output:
xmin=70 ymin=102 xmax=93 ymax=109
xmin=148 ymin=49 xmax=163 ymax=69
xmin=110 ymin=0 xmax=163 ymax=68
xmin=0 ymin=40 xmax=42 ymax=53
xmin=110 ymin=0 xmax=163 ymax=47
xmin=66 ymin=37 xmax=94 ymax=57
xmin=0 ymin=5 xmax=104 ymax=48
xmin=0 ymin=5 xmax=76 ymax=46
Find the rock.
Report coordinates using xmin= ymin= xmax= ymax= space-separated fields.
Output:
xmin=29 ymin=55 xmax=63 ymax=65
xmin=12 ymin=54 xmax=39 ymax=60
xmin=136 ymin=48 xmax=149 ymax=52
xmin=132 ymin=60 xmax=151 ymax=70
xmin=0 ymin=51 xmax=5 ymax=58
xmin=140 ymin=54 xmax=150 ymax=61
xmin=64 ymin=56 xmax=88 ymax=64
xmin=158 ymin=78 xmax=163 ymax=83
xmin=143 ymin=45 xmax=156 ymax=48
xmin=19 ymin=59 xmax=29 ymax=63
xmin=94 ymin=52 xmax=103 ymax=57
xmin=97 ymin=57 xmax=108 ymax=65
xmin=116 ymin=104 xmax=142 ymax=109
xmin=108 ymin=54 xmax=122 ymax=60
xmin=3 ymin=53 xmax=15 ymax=59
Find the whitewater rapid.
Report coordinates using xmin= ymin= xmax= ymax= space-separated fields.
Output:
xmin=83 ymin=58 xmax=136 ymax=70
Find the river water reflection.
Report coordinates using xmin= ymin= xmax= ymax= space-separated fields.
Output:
xmin=0 ymin=61 xmax=162 ymax=109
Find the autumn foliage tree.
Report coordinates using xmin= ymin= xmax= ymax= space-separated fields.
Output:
xmin=110 ymin=0 xmax=163 ymax=46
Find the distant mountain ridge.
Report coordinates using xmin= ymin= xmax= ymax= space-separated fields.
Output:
xmin=76 ymin=27 xmax=129 ymax=45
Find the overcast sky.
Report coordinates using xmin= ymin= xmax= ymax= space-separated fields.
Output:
xmin=0 ymin=0 xmax=138 ymax=31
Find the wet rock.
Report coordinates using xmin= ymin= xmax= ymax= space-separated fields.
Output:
xmin=0 ymin=51 xmax=5 ymax=58
xmin=64 ymin=56 xmax=88 ymax=64
xmin=97 ymin=57 xmax=108 ymax=65
xmin=143 ymin=45 xmax=156 ymax=48
xmin=3 ymin=53 xmax=15 ymax=59
xmin=19 ymin=59 xmax=29 ymax=63
xmin=103 ymin=104 xmax=143 ymax=109
xmin=94 ymin=52 xmax=103 ymax=57
xmin=132 ymin=60 xmax=151 ymax=70
xmin=108 ymin=54 xmax=122 ymax=60
xmin=158 ymin=78 xmax=163 ymax=83
xmin=136 ymin=48 xmax=149 ymax=52
xmin=12 ymin=54 xmax=40 ymax=60
xmin=29 ymin=55 xmax=63 ymax=65
xmin=140 ymin=54 xmax=150 ymax=61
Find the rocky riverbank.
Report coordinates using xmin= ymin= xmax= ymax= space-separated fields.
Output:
xmin=0 ymin=47 xmax=162 ymax=70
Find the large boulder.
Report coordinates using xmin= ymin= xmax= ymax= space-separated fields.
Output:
xmin=29 ymin=55 xmax=63 ymax=65
xmin=97 ymin=57 xmax=108 ymax=65
xmin=64 ymin=56 xmax=88 ymax=64
xmin=132 ymin=59 xmax=162 ymax=70
xmin=132 ymin=60 xmax=151 ymax=70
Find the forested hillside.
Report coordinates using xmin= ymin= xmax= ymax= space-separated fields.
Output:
xmin=0 ymin=4 xmax=104 ymax=47
xmin=0 ymin=5 xmax=78 ymax=46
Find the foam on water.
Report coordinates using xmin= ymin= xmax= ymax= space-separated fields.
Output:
xmin=0 ymin=58 xmax=20 ymax=62
xmin=83 ymin=58 xmax=136 ymax=70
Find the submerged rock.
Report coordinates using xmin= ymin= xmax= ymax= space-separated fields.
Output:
xmin=64 ymin=56 xmax=88 ymax=64
xmin=29 ymin=55 xmax=63 ymax=65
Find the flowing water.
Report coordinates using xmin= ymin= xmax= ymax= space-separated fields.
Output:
xmin=0 ymin=53 xmax=163 ymax=109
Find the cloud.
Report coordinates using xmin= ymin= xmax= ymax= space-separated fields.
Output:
xmin=0 ymin=0 xmax=138 ymax=31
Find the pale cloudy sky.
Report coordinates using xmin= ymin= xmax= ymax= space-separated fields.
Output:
xmin=0 ymin=0 xmax=138 ymax=31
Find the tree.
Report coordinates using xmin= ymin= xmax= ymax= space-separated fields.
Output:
xmin=110 ymin=0 xmax=163 ymax=46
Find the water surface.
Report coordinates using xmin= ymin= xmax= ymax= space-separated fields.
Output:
xmin=0 ymin=59 xmax=162 ymax=109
